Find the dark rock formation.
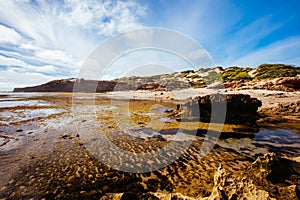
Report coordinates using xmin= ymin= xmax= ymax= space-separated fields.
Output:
xmin=13 ymin=78 xmax=189 ymax=93
xmin=14 ymin=78 xmax=75 ymax=92
xmin=172 ymin=94 xmax=262 ymax=124
xmin=13 ymin=78 xmax=123 ymax=93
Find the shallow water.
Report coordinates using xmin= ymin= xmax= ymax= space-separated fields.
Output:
xmin=0 ymin=100 xmax=52 ymax=108
xmin=0 ymin=93 xmax=299 ymax=199
xmin=0 ymin=108 xmax=66 ymax=125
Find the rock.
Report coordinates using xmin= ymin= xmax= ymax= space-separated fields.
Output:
xmin=16 ymin=129 xmax=23 ymax=132
xmin=100 ymin=193 xmax=123 ymax=200
xmin=150 ymin=135 xmax=167 ymax=142
xmin=98 ymin=153 xmax=300 ymax=200
xmin=101 ymin=192 xmax=197 ymax=200
xmin=225 ymin=77 xmax=300 ymax=92
xmin=245 ymin=153 xmax=300 ymax=199
xmin=205 ymin=165 xmax=275 ymax=200
xmin=172 ymin=94 xmax=262 ymax=124
xmin=146 ymin=154 xmax=299 ymax=200
xmin=121 ymin=192 xmax=140 ymax=200
xmin=259 ymin=101 xmax=300 ymax=118
xmin=61 ymin=134 xmax=73 ymax=139
xmin=13 ymin=78 xmax=118 ymax=93
xmin=137 ymin=83 xmax=167 ymax=91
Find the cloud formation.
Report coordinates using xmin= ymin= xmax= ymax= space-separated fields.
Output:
xmin=0 ymin=0 xmax=146 ymax=90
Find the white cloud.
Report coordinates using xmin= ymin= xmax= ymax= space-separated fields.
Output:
xmin=0 ymin=55 xmax=58 ymax=73
xmin=0 ymin=0 xmax=147 ymax=90
xmin=35 ymin=49 xmax=75 ymax=67
xmin=60 ymin=0 xmax=146 ymax=36
xmin=0 ymin=55 xmax=25 ymax=66
xmin=0 ymin=68 xmax=62 ymax=91
xmin=0 ymin=24 xmax=21 ymax=44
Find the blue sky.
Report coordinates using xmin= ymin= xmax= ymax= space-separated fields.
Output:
xmin=0 ymin=0 xmax=300 ymax=91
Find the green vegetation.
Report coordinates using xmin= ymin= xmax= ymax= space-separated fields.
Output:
xmin=188 ymin=80 xmax=206 ymax=88
xmin=116 ymin=64 xmax=299 ymax=89
xmin=181 ymin=70 xmax=195 ymax=74
xmin=187 ymin=74 xmax=201 ymax=79
xmin=254 ymin=64 xmax=300 ymax=79
xmin=179 ymin=73 xmax=188 ymax=77
xmin=221 ymin=67 xmax=253 ymax=82
xmin=203 ymin=71 xmax=223 ymax=84
xmin=150 ymin=74 xmax=163 ymax=79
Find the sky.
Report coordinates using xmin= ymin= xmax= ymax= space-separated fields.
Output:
xmin=0 ymin=0 xmax=300 ymax=91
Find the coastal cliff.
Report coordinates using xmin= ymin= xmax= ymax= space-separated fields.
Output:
xmin=13 ymin=64 xmax=300 ymax=93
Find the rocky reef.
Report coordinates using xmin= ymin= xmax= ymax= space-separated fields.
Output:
xmin=99 ymin=153 xmax=300 ymax=200
xmin=260 ymin=101 xmax=300 ymax=119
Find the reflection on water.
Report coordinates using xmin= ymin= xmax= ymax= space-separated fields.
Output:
xmin=0 ymin=108 xmax=66 ymax=125
xmin=0 ymin=100 xmax=52 ymax=108
xmin=254 ymin=129 xmax=300 ymax=156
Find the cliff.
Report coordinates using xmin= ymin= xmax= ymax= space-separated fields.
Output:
xmin=13 ymin=63 xmax=300 ymax=93
xmin=13 ymin=78 xmax=119 ymax=93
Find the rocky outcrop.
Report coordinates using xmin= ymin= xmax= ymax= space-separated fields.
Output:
xmin=224 ymin=77 xmax=300 ymax=92
xmin=14 ymin=78 xmax=75 ymax=92
xmin=245 ymin=153 xmax=300 ymax=199
xmin=13 ymin=78 xmax=119 ymax=93
xmin=100 ymin=192 xmax=196 ymax=200
xmin=205 ymin=165 xmax=275 ymax=200
xmin=137 ymin=83 xmax=166 ymax=91
xmin=259 ymin=100 xmax=300 ymax=118
xmin=205 ymin=153 xmax=299 ymax=200
xmin=13 ymin=78 xmax=190 ymax=92
xmin=100 ymin=154 xmax=300 ymax=200
xmin=171 ymin=94 xmax=262 ymax=124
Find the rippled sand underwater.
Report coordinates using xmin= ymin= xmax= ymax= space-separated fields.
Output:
xmin=0 ymin=93 xmax=299 ymax=199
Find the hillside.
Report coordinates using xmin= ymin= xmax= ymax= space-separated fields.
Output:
xmin=13 ymin=64 xmax=300 ymax=92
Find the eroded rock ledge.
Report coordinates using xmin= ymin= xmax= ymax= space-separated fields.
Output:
xmin=259 ymin=101 xmax=300 ymax=119
xmin=100 ymin=153 xmax=300 ymax=200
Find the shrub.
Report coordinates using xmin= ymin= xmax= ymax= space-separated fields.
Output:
xmin=221 ymin=67 xmax=253 ymax=82
xmin=203 ymin=71 xmax=222 ymax=84
xmin=187 ymin=74 xmax=201 ymax=79
xmin=255 ymin=64 xmax=300 ymax=79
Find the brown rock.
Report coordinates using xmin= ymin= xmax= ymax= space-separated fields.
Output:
xmin=174 ymin=94 xmax=262 ymax=124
